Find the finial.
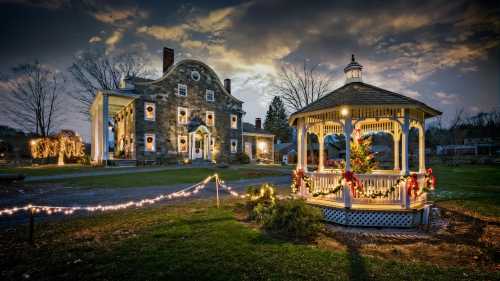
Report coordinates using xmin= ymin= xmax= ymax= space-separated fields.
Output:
xmin=351 ymin=54 xmax=355 ymax=62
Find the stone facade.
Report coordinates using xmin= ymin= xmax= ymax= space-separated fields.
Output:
xmin=130 ymin=60 xmax=244 ymax=163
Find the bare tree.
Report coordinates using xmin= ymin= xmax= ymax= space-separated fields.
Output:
xmin=69 ymin=47 xmax=153 ymax=117
xmin=272 ymin=60 xmax=333 ymax=165
xmin=272 ymin=60 xmax=333 ymax=112
xmin=1 ymin=61 xmax=64 ymax=137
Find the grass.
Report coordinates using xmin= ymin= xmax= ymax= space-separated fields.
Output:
xmin=429 ymin=164 xmax=500 ymax=218
xmin=1 ymin=200 xmax=497 ymax=281
xmin=48 ymin=168 xmax=287 ymax=188
xmin=0 ymin=164 xmax=102 ymax=176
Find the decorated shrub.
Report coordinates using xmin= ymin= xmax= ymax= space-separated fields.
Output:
xmin=263 ymin=199 xmax=323 ymax=240
xmin=245 ymin=184 xmax=276 ymax=222
xmin=236 ymin=152 xmax=251 ymax=164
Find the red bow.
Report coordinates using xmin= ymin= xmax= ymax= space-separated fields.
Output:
xmin=343 ymin=171 xmax=363 ymax=195
xmin=426 ymin=168 xmax=436 ymax=190
xmin=295 ymin=169 xmax=304 ymax=188
xmin=406 ymin=173 xmax=419 ymax=197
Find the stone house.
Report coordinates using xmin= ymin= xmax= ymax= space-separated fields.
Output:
xmin=90 ymin=47 xmax=274 ymax=165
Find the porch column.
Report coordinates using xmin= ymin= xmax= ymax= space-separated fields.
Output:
xmin=419 ymin=124 xmax=426 ymax=173
xmin=393 ymin=133 xmax=400 ymax=171
xmin=318 ymin=124 xmax=325 ymax=172
xmin=102 ymin=94 xmax=109 ymax=162
xmin=207 ymin=134 xmax=212 ymax=160
xmin=344 ymin=115 xmax=353 ymax=172
xmin=401 ymin=109 xmax=410 ymax=175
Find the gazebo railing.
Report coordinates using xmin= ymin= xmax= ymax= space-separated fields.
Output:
xmin=304 ymin=171 xmax=426 ymax=209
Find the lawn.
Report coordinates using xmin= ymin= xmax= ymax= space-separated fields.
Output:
xmin=0 ymin=165 xmax=102 ymax=176
xmin=1 ymin=200 xmax=497 ymax=281
xmin=429 ymin=164 xmax=500 ymax=219
xmin=48 ymin=168 xmax=287 ymax=188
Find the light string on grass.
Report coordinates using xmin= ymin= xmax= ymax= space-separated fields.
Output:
xmin=215 ymin=176 xmax=246 ymax=198
xmin=0 ymin=174 xmax=217 ymax=216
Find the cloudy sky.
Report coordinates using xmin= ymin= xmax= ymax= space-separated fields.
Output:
xmin=0 ymin=0 xmax=499 ymax=141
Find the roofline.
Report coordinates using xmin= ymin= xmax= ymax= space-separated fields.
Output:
xmin=134 ymin=59 xmax=243 ymax=104
xmin=242 ymin=132 xmax=275 ymax=137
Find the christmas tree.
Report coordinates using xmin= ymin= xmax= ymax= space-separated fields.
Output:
xmin=347 ymin=129 xmax=377 ymax=173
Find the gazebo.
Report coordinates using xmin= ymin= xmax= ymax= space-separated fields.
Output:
xmin=289 ymin=55 xmax=441 ymax=228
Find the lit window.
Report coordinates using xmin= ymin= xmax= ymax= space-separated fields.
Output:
xmin=145 ymin=134 xmax=155 ymax=152
xmin=178 ymin=107 xmax=188 ymax=124
xmin=206 ymin=90 xmax=215 ymax=102
xmin=258 ymin=141 xmax=268 ymax=153
xmin=178 ymin=135 xmax=188 ymax=152
xmin=206 ymin=111 xmax=215 ymax=127
xmin=230 ymin=139 xmax=238 ymax=153
xmin=144 ymin=102 xmax=155 ymax=121
xmin=178 ymin=84 xmax=187 ymax=97
xmin=230 ymin=114 xmax=238 ymax=129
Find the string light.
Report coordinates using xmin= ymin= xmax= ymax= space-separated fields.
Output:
xmin=0 ymin=174 xmax=249 ymax=217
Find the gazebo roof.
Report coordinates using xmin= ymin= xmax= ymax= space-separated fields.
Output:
xmin=290 ymin=82 xmax=441 ymax=121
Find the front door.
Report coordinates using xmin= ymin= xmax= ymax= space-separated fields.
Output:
xmin=245 ymin=142 xmax=252 ymax=160
xmin=195 ymin=138 xmax=203 ymax=159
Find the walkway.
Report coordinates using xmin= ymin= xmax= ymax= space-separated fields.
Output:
xmin=0 ymin=175 xmax=291 ymax=226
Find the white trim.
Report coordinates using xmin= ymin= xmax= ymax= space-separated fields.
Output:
xmin=230 ymin=114 xmax=238 ymax=129
xmin=178 ymin=135 xmax=188 ymax=153
xmin=177 ymin=83 xmax=187 ymax=97
xmin=206 ymin=111 xmax=215 ymax=127
xmin=144 ymin=133 xmax=156 ymax=152
xmin=230 ymin=139 xmax=238 ymax=153
xmin=144 ymin=102 xmax=156 ymax=121
xmin=205 ymin=89 xmax=215 ymax=102
xmin=177 ymin=106 xmax=189 ymax=124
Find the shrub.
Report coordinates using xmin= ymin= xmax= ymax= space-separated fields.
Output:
xmin=245 ymin=184 xmax=276 ymax=222
xmin=236 ymin=152 xmax=250 ymax=164
xmin=263 ymin=199 xmax=323 ymax=240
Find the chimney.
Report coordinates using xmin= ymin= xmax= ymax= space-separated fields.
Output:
xmin=224 ymin=78 xmax=231 ymax=93
xmin=163 ymin=47 xmax=174 ymax=74
xmin=255 ymin=118 xmax=261 ymax=130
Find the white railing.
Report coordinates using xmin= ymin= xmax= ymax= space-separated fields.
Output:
xmin=304 ymin=170 xmax=426 ymax=209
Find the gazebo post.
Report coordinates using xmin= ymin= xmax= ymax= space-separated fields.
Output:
xmin=318 ymin=124 xmax=324 ymax=172
xmin=296 ymin=118 xmax=304 ymax=171
xmin=401 ymin=109 xmax=410 ymax=176
xmin=393 ymin=133 xmax=400 ymax=171
xmin=419 ymin=124 xmax=426 ymax=173
xmin=343 ymin=115 xmax=352 ymax=172
xmin=302 ymin=125 xmax=308 ymax=172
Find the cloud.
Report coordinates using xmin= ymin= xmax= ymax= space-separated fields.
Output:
xmin=1 ymin=0 xmax=68 ymax=9
xmin=88 ymin=36 xmax=102 ymax=43
xmin=136 ymin=25 xmax=189 ymax=41
xmin=434 ymin=91 xmax=458 ymax=105
xmin=92 ymin=7 xmax=147 ymax=27
xmin=104 ymin=29 xmax=124 ymax=52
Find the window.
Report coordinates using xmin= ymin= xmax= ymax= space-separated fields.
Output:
xmin=178 ymin=135 xmax=188 ymax=153
xmin=258 ymin=141 xmax=268 ymax=153
xmin=178 ymin=84 xmax=187 ymax=97
xmin=206 ymin=89 xmax=215 ymax=102
xmin=206 ymin=111 xmax=215 ymax=127
xmin=230 ymin=114 xmax=238 ymax=129
xmin=145 ymin=134 xmax=155 ymax=152
xmin=210 ymin=138 xmax=214 ymax=151
xmin=144 ymin=102 xmax=155 ymax=121
xmin=191 ymin=71 xmax=200 ymax=81
xmin=178 ymin=107 xmax=188 ymax=124
xmin=230 ymin=139 xmax=238 ymax=154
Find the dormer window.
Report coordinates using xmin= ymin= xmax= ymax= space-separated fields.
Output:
xmin=178 ymin=107 xmax=188 ymax=124
xmin=230 ymin=114 xmax=238 ymax=129
xmin=206 ymin=111 xmax=215 ymax=127
xmin=206 ymin=90 xmax=215 ymax=102
xmin=144 ymin=102 xmax=155 ymax=121
xmin=178 ymin=84 xmax=187 ymax=97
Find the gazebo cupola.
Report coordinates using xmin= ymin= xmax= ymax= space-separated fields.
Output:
xmin=344 ymin=54 xmax=363 ymax=84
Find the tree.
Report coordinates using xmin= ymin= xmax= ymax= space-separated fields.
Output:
xmin=264 ymin=96 xmax=291 ymax=143
xmin=1 ymin=61 xmax=64 ymax=137
xmin=347 ymin=129 xmax=377 ymax=173
xmin=69 ymin=47 xmax=153 ymax=117
xmin=271 ymin=60 xmax=333 ymax=163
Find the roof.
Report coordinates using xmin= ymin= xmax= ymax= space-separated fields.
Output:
xmin=242 ymin=122 xmax=274 ymax=136
xmin=290 ymin=81 xmax=441 ymax=119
